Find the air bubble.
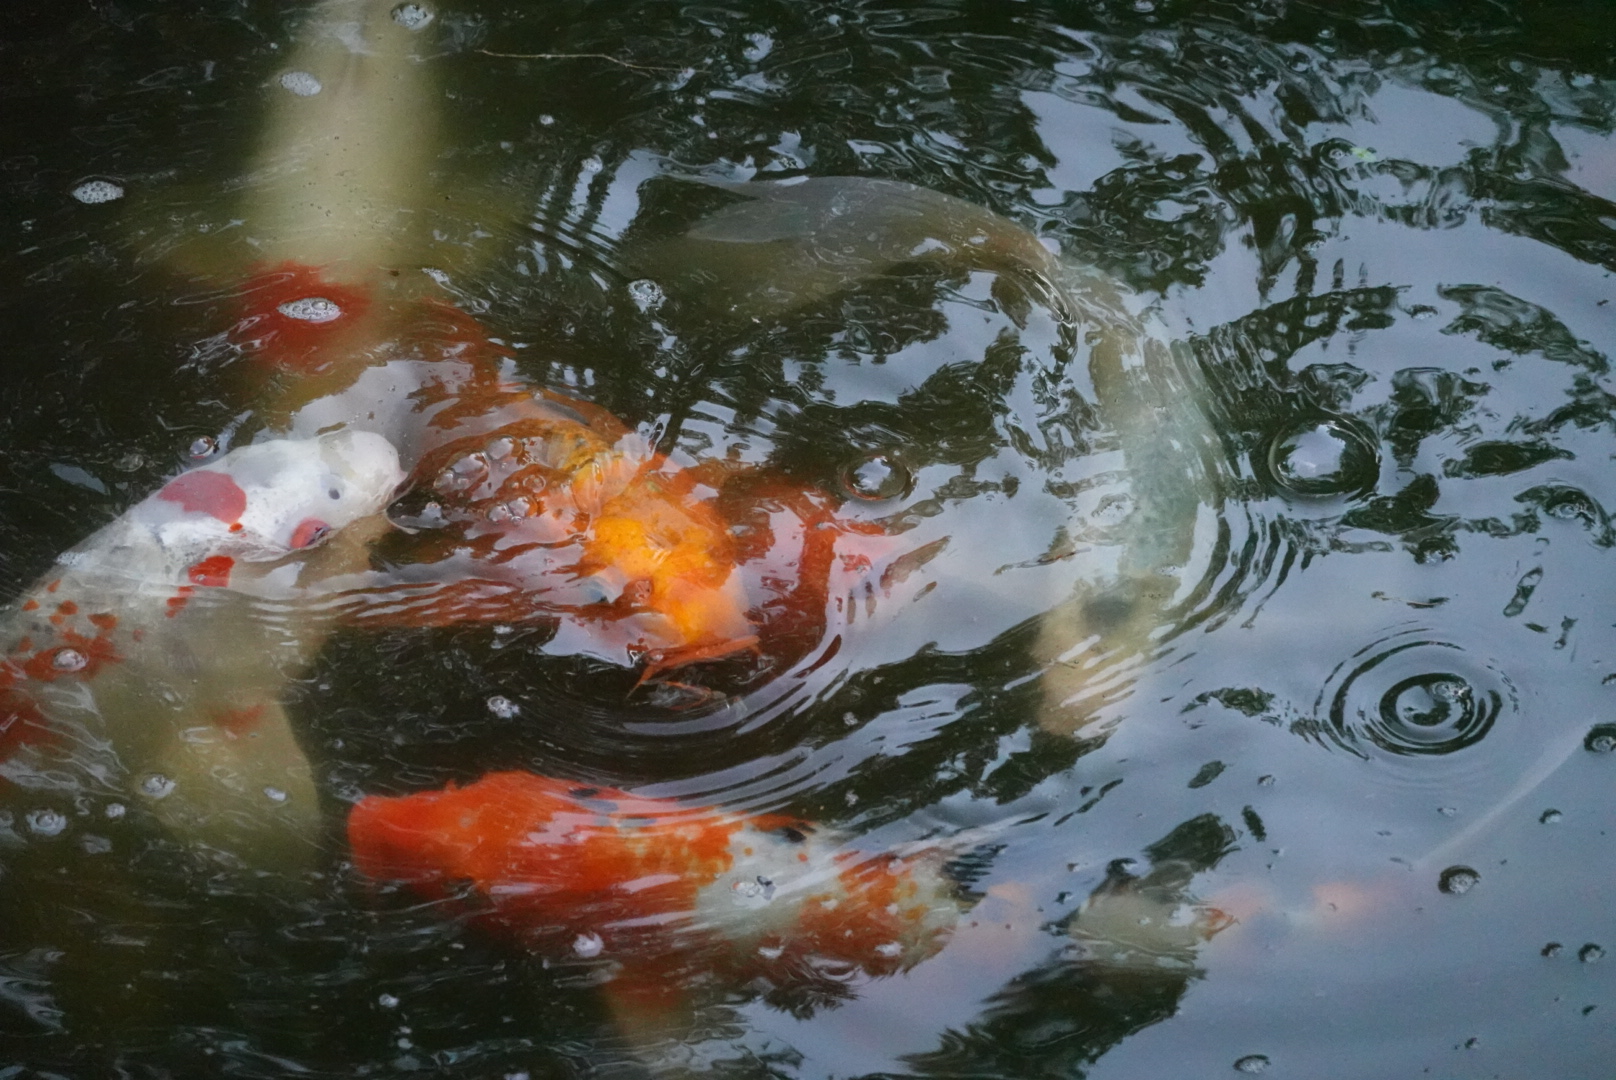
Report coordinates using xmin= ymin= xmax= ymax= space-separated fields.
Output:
xmin=1540 ymin=809 xmax=1562 ymax=824
xmin=378 ymin=993 xmax=400 ymax=1009
xmin=1233 ymin=1055 xmax=1270 ymax=1074
xmin=51 ymin=648 xmax=87 ymax=673
xmin=757 ymin=944 xmax=784 ymax=960
xmin=742 ymin=32 xmax=774 ymax=62
xmin=26 ymin=809 xmax=66 ymax=837
xmin=141 ymin=774 xmax=176 ymax=800
xmin=1584 ymin=723 xmax=1616 ymax=753
xmin=839 ymin=450 xmax=911 ymax=501
xmin=1580 ymin=943 xmax=1605 ymax=963
xmin=487 ymin=696 xmax=519 ymax=719
xmin=390 ymin=3 xmax=433 ymax=30
xmin=264 ymin=786 xmax=288 ymax=803
xmin=874 ymin=942 xmax=903 ymax=958
xmin=1438 ymin=865 xmax=1478 ymax=895
xmin=1387 ymin=675 xmax=1471 ymax=731
xmin=276 ymin=296 xmax=342 ymax=323
xmin=1267 ymin=419 xmax=1379 ymax=498
xmin=573 ymin=932 xmax=604 ymax=958
xmin=1542 ymin=942 xmax=1563 ymax=957
xmin=279 ymin=71 xmax=322 ymax=96
xmin=71 ymin=179 xmax=124 ymax=204
xmin=104 ymin=802 xmax=125 ymax=819
xmin=627 ymin=278 xmax=665 ymax=312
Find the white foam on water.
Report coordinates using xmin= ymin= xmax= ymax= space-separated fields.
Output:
xmin=279 ymin=70 xmax=322 ymax=96
xmin=71 ymin=179 xmax=124 ymax=204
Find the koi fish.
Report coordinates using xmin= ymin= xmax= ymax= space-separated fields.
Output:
xmin=0 ymin=431 xmax=402 ymax=869
xmin=627 ymin=176 xmax=1068 ymax=320
xmin=248 ymin=273 xmax=901 ymax=685
xmin=347 ymin=771 xmax=960 ymax=1016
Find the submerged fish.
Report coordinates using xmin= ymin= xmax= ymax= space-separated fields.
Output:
xmin=347 ymin=771 xmax=960 ymax=1014
xmin=627 ymin=176 xmax=1067 ymax=320
xmin=249 ymin=278 xmax=894 ymax=682
xmin=0 ymin=431 xmax=402 ymax=867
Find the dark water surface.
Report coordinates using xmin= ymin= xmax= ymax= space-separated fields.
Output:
xmin=3 ymin=1 xmax=1616 ymax=1076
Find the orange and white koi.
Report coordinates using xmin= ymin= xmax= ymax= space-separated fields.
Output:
xmin=240 ymin=266 xmax=902 ymax=685
xmin=0 ymin=431 xmax=402 ymax=868
xmin=347 ymin=771 xmax=960 ymax=1015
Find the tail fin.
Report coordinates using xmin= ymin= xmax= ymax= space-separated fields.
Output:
xmin=245 ymin=0 xmax=439 ymax=282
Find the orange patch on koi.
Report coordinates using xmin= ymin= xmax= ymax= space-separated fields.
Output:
xmin=215 ymin=702 xmax=267 ymax=737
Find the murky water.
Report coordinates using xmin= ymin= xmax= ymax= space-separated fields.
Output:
xmin=3 ymin=1 xmax=1615 ymax=1075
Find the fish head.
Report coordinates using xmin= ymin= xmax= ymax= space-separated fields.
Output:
xmin=150 ymin=430 xmax=403 ymax=562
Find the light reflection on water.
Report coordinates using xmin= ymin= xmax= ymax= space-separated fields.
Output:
xmin=2 ymin=1 xmax=1615 ymax=1076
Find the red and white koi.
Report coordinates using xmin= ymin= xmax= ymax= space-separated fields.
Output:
xmin=0 ymin=431 xmax=402 ymax=868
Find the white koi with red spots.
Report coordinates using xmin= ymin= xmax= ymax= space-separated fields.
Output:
xmin=0 ymin=431 xmax=402 ymax=872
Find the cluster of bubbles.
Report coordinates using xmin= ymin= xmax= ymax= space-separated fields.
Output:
xmin=1438 ymin=865 xmax=1479 ymax=895
xmin=390 ymin=3 xmax=433 ymax=31
xmin=627 ymin=279 xmax=665 ymax=313
xmin=70 ymin=179 xmax=123 ymax=205
xmin=278 ymin=71 xmax=323 ymax=97
xmin=277 ymin=296 xmax=344 ymax=323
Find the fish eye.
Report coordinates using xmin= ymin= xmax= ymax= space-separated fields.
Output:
xmin=775 ymin=825 xmax=810 ymax=844
xmin=328 ymin=487 xmax=342 ymax=500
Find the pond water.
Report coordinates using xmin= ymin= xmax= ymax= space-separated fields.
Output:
xmin=2 ymin=0 xmax=1615 ymax=1076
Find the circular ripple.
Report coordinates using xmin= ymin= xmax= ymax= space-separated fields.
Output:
xmin=1315 ymin=628 xmax=1514 ymax=760
xmin=1264 ymin=417 xmax=1379 ymax=499
xmin=838 ymin=449 xmax=912 ymax=502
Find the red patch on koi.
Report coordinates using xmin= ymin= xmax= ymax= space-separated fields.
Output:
xmin=165 ymin=586 xmax=196 ymax=618
xmin=235 ymin=262 xmax=373 ymax=374
xmin=159 ymin=470 xmax=248 ymax=525
xmin=187 ymin=555 xmax=235 ymax=588
xmin=17 ymin=626 xmax=119 ymax=682
xmin=21 ymin=600 xmax=38 ymax=612
xmin=288 ymin=518 xmax=331 ymax=549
